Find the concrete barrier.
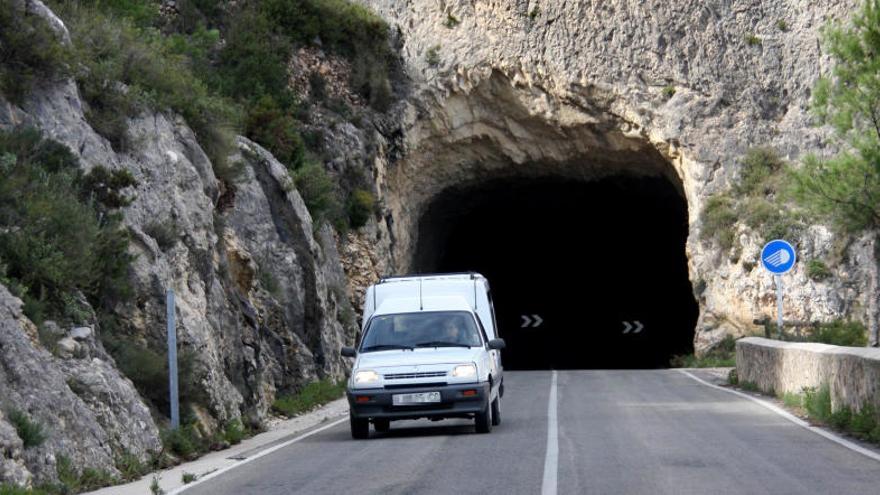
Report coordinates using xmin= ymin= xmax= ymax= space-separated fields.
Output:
xmin=736 ymin=337 xmax=880 ymax=412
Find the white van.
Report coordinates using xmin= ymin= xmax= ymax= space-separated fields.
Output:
xmin=341 ymin=273 xmax=505 ymax=439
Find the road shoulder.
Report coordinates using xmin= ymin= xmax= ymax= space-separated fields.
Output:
xmin=86 ymin=398 xmax=348 ymax=495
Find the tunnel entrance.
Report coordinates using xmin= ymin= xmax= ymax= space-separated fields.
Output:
xmin=414 ymin=175 xmax=698 ymax=370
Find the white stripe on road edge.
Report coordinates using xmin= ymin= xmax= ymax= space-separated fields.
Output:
xmin=169 ymin=417 xmax=348 ymax=494
xmin=541 ymin=370 xmax=559 ymax=495
xmin=677 ymin=369 xmax=880 ymax=463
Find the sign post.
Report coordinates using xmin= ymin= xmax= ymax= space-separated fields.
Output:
xmin=166 ymin=288 xmax=180 ymax=430
xmin=761 ymin=240 xmax=797 ymax=338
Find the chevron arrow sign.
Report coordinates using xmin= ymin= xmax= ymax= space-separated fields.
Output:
xmin=622 ymin=321 xmax=644 ymax=334
xmin=520 ymin=314 xmax=544 ymax=328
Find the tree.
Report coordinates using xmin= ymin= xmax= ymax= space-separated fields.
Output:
xmin=789 ymin=0 xmax=880 ymax=345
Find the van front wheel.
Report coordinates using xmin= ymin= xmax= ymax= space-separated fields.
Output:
xmin=475 ymin=401 xmax=493 ymax=433
xmin=350 ymin=412 xmax=369 ymax=439
xmin=491 ymin=395 xmax=502 ymax=426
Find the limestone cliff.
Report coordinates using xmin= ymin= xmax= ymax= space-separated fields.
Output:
xmin=355 ymin=0 xmax=871 ymax=350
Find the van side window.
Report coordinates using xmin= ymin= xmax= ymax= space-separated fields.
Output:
xmin=474 ymin=316 xmax=490 ymax=345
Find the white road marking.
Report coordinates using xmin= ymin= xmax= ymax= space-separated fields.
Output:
xmin=169 ymin=417 xmax=348 ymax=494
xmin=678 ymin=369 xmax=880 ymax=463
xmin=541 ymin=370 xmax=559 ymax=495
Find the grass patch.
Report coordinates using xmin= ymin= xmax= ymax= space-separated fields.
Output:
xmin=661 ymin=85 xmax=676 ymax=99
xmin=7 ymin=409 xmax=46 ymax=448
xmin=776 ymin=19 xmax=789 ymax=32
xmin=115 ymin=451 xmax=150 ymax=482
xmin=272 ymin=379 xmax=346 ymax=417
xmin=55 ymin=455 xmax=117 ymax=493
xmin=670 ymin=335 xmax=736 ymax=368
xmin=780 ymin=391 xmax=803 ymax=408
xmin=806 ymin=259 xmax=832 ymax=281
xmin=744 ymin=33 xmax=762 ymax=46
xmin=181 ymin=472 xmax=196 ymax=484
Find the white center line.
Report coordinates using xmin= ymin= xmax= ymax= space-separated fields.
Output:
xmin=541 ymin=370 xmax=559 ymax=495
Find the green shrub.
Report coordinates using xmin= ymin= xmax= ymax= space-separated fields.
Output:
xmin=144 ymin=220 xmax=179 ymax=251
xmin=700 ymin=196 xmax=737 ymax=250
xmin=727 ymin=368 xmax=739 ymax=386
xmin=7 ymin=409 xmax=46 ymax=448
xmin=346 ymin=189 xmax=376 ymax=229
xmin=744 ymin=33 xmax=762 ymax=46
xmin=443 ymin=14 xmax=460 ymax=28
xmin=150 ymin=475 xmax=164 ymax=495
xmin=272 ymin=379 xmax=346 ymax=417
xmin=849 ymin=405 xmax=877 ymax=439
xmin=115 ymin=451 xmax=149 ymax=482
xmin=181 ymin=472 xmax=196 ymax=484
xmin=222 ymin=419 xmax=246 ymax=445
xmin=803 ymin=384 xmax=833 ymax=422
xmin=661 ymin=85 xmax=676 ymax=99
xmin=781 ymin=392 xmax=803 ymax=408
xmin=56 ymin=455 xmax=117 ymax=493
xmin=161 ymin=424 xmax=208 ymax=460
xmin=293 ymin=162 xmax=343 ymax=228
xmin=776 ymin=19 xmax=789 ymax=32
xmin=262 ymin=0 xmax=392 ymax=110
xmin=0 ymin=484 xmax=51 ymax=495
xmin=736 ymin=147 xmax=786 ymax=195
xmin=806 ymin=259 xmax=832 ymax=281
xmin=258 ymin=269 xmax=281 ymax=297
xmin=244 ymin=96 xmax=306 ymax=169
xmin=0 ymin=1 xmax=71 ymax=103
xmin=425 ymin=45 xmax=441 ymax=67
xmin=59 ymin=4 xmax=239 ymax=169
xmin=810 ymin=320 xmax=868 ymax=346
xmin=0 ymin=128 xmax=132 ymax=325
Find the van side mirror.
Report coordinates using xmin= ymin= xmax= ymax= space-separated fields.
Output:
xmin=487 ymin=338 xmax=506 ymax=350
xmin=341 ymin=346 xmax=357 ymax=358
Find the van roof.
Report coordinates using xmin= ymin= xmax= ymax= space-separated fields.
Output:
xmin=374 ymin=295 xmax=474 ymax=317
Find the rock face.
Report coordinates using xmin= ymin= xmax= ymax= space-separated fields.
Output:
xmin=0 ymin=285 xmax=160 ymax=485
xmin=354 ymin=0 xmax=872 ymax=350
xmin=0 ymin=1 xmax=360 ymax=485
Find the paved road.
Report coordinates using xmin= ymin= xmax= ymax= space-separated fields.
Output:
xmin=184 ymin=371 xmax=880 ymax=495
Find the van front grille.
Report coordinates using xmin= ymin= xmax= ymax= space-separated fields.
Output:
xmin=383 ymin=371 xmax=447 ymax=380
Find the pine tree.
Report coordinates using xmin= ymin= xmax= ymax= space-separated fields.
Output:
xmin=790 ymin=0 xmax=880 ymax=345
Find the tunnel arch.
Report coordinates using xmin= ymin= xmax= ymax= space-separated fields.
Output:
xmin=378 ymin=71 xmax=701 ymax=368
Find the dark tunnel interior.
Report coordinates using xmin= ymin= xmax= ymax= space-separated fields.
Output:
xmin=414 ymin=175 xmax=698 ymax=369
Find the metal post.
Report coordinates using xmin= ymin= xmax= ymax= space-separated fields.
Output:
xmin=166 ymin=289 xmax=180 ymax=429
xmin=775 ymin=275 xmax=784 ymax=339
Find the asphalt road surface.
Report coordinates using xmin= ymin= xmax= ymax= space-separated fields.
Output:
xmin=183 ymin=371 xmax=880 ymax=495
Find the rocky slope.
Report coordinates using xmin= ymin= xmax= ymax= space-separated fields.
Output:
xmin=0 ymin=2 xmax=362 ymax=486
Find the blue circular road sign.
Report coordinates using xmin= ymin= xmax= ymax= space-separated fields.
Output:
xmin=761 ymin=239 xmax=796 ymax=274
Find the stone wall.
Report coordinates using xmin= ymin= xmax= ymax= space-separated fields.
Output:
xmin=736 ymin=337 xmax=880 ymax=412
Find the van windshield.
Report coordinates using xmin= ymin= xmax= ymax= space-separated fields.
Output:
xmin=361 ymin=311 xmax=483 ymax=351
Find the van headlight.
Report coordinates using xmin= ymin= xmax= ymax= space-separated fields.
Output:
xmin=354 ymin=370 xmax=380 ymax=384
xmin=452 ymin=364 xmax=477 ymax=378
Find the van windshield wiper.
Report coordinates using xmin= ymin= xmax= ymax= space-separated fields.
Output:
xmin=362 ymin=344 xmax=413 ymax=352
xmin=414 ymin=341 xmax=472 ymax=348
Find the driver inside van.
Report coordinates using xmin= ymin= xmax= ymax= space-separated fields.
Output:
xmin=440 ymin=316 xmax=480 ymax=346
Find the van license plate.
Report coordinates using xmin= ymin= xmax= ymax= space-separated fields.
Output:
xmin=392 ymin=391 xmax=441 ymax=405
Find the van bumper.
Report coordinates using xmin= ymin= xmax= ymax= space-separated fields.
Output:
xmin=347 ymin=382 xmax=491 ymax=420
